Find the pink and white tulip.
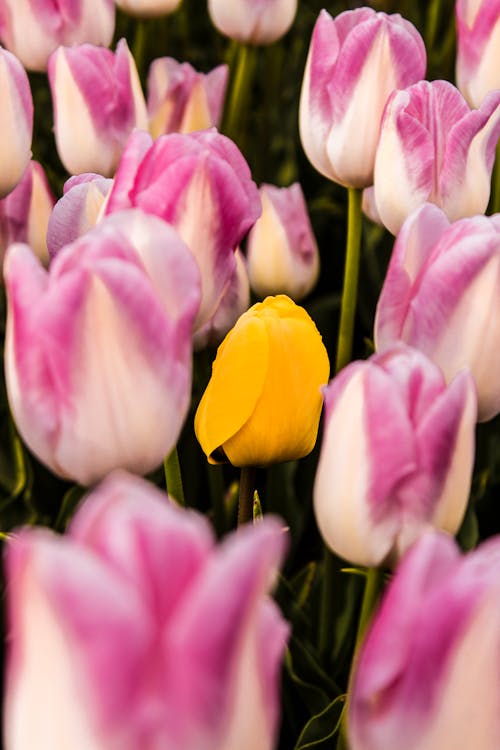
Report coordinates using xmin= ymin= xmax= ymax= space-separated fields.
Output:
xmin=48 ymin=39 xmax=148 ymax=177
xmin=207 ymin=0 xmax=297 ymax=45
xmin=0 ymin=48 xmax=33 ymax=199
xmin=4 ymin=210 xmax=200 ymax=485
xmin=47 ymin=173 xmax=113 ymax=258
xmin=246 ymin=182 xmax=319 ymax=301
xmin=375 ymin=204 xmax=500 ymax=421
xmin=313 ymin=344 xmax=477 ymax=568
xmin=349 ymin=530 xmax=500 ymax=750
xmin=4 ymin=470 xmax=289 ymax=750
xmin=0 ymin=0 xmax=115 ymax=72
xmin=299 ymin=8 xmax=426 ymax=188
xmin=147 ymin=57 xmax=228 ymax=137
xmin=115 ymin=0 xmax=182 ymax=17
xmin=105 ymin=129 xmax=261 ymax=331
xmin=456 ymin=0 xmax=500 ymax=108
xmin=1 ymin=161 xmax=54 ymax=267
xmin=373 ymin=80 xmax=500 ymax=234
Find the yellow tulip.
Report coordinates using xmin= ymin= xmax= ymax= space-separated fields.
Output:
xmin=195 ymin=295 xmax=330 ymax=467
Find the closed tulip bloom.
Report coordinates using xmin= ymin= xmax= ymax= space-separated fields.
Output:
xmin=4 ymin=210 xmax=200 ymax=485
xmin=0 ymin=48 xmax=33 ymax=199
xmin=115 ymin=0 xmax=181 ymax=17
xmin=47 ymin=173 xmax=113 ymax=258
xmin=375 ymin=204 xmax=500 ymax=421
xmin=105 ymin=129 xmax=261 ymax=331
xmin=299 ymin=8 xmax=426 ymax=188
xmin=1 ymin=161 xmax=54 ymax=266
xmin=208 ymin=0 xmax=297 ymax=45
xmin=314 ymin=344 xmax=477 ymax=568
xmin=195 ymin=295 xmax=330 ymax=467
xmin=247 ymin=183 xmax=319 ymax=301
xmin=349 ymin=531 xmax=500 ymax=750
xmin=456 ymin=0 xmax=500 ymax=108
xmin=374 ymin=80 xmax=500 ymax=234
xmin=48 ymin=39 xmax=148 ymax=177
xmin=0 ymin=0 xmax=115 ymax=72
xmin=147 ymin=57 xmax=228 ymax=137
xmin=4 ymin=471 xmax=289 ymax=750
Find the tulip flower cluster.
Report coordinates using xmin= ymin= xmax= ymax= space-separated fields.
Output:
xmin=0 ymin=1 xmax=500 ymax=750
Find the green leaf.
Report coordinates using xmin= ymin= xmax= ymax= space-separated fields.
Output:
xmin=294 ymin=694 xmax=345 ymax=749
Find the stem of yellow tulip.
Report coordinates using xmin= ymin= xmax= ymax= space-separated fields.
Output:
xmin=224 ymin=43 xmax=256 ymax=145
xmin=490 ymin=143 xmax=500 ymax=216
xmin=238 ymin=466 xmax=257 ymax=525
xmin=164 ymin=446 xmax=185 ymax=506
xmin=208 ymin=463 xmax=226 ymax=535
xmin=335 ymin=187 xmax=363 ymax=372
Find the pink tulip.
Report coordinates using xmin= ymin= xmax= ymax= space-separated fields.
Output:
xmin=4 ymin=471 xmax=289 ymax=750
xmin=105 ymin=128 xmax=261 ymax=331
xmin=299 ymin=8 xmax=426 ymax=188
xmin=147 ymin=57 xmax=228 ymax=137
xmin=246 ymin=182 xmax=319 ymax=301
xmin=4 ymin=210 xmax=200 ymax=485
xmin=48 ymin=39 xmax=148 ymax=177
xmin=47 ymin=173 xmax=113 ymax=258
xmin=0 ymin=0 xmax=115 ymax=72
xmin=349 ymin=530 xmax=500 ymax=750
xmin=115 ymin=0 xmax=182 ymax=17
xmin=375 ymin=204 xmax=500 ymax=421
xmin=456 ymin=0 xmax=500 ymax=108
xmin=373 ymin=80 xmax=500 ymax=234
xmin=313 ymin=344 xmax=477 ymax=568
xmin=1 ymin=161 xmax=54 ymax=267
xmin=207 ymin=0 xmax=297 ymax=44
xmin=0 ymin=47 xmax=33 ymax=199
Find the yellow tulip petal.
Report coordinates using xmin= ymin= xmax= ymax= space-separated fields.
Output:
xmin=194 ymin=315 xmax=269 ymax=463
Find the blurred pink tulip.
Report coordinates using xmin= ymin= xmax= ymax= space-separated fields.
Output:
xmin=4 ymin=210 xmax=200 ymax=485
xmin=314 ymin=344 xmax=477 ymax=568
xmin=47 ymin=173 xmax=113 ymax=258
xmin=1 ymin=161 xmax=54 ymax=267
xmin=115 ymin=0 xmax=182 ymax=17
xmin=0 ymin=0 xmax=115 ymax=72
xmin=4 ymin=471 xmax=289 ymax=750
xmin=0 ymin=48 xmax=33 ymax=199
xmin=349 ymin=530 xmax=500 ymax=750
xmin=374 ymin=80 xmax=500 ymax=234
xmin=105 ymin=128 xmax=261 ymax=331
xmin=246 ymin=182 xmax=319 ymax=301
xmin=147 ymin=57 xmax=228 ymax=137
xmin=208 ymin=0 xmax=297 ymax=44
xmin=375 ymin=204 xmax=500 ymax=421
xmin=456 ymin=0 xmax=500 ymax=108
xmin=299 ymin=8 xmax=426 ymax=188
xmin=48 ymin=39 xmax=148 ymax=177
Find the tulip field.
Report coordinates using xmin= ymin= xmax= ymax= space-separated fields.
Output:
xmin=1 ymin=0 xmax=500 ymax=748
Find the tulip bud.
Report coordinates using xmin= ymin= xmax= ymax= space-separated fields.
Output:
xmin=208 ymin=0 xmax=297 ymax=45
xmin=314 ymin=344 xmax=477 ymax=568
xmin=4 ymin=471 xmax=289 ymax=750
xmin=246 ymin=183 xmax=319 ymax=301
xmin=349 ymin=530 xmax=500 ymax=750
xmin=105 ymin=129 xmax=261 ymax=332
xmin=375 ymin=204 xmax=500 ymax=421
xmin=0 ymin=0 xmax=115 ymax=72
xmin=4 ymin=210 xmax=200 ymax=486
xmin=115 ymin=0 xmax=182 ymax=17
xmin=48 ymin=39 xmax=148 ymax=177
xmin=1 ymin=161 xmax=54 ymax=267
xmin=0 ymin=48 xmax=33 ymax=199
xmin=373 ymin=80 xmax=500 ymax=234
xmin=47 ymin=173 xmax=113 ymax=258
xmin=195 ymin=294 xmax=330 ymax=467
xmin=147 ymin=57 xmax=228 ymax=137
xmin=299 ymin=8 xmax=426 ymax=188
xmin=456 ymin=0 xmax=500 ymax=108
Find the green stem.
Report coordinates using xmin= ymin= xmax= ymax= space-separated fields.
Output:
xmin=223 ymin=43 xmax=256 ymax=144
xmin=164 ymin=446 xmax=185 ymax=506
xmin=208 ymin=463 xmax=226 ymax=535
xmin=424 ymin=0 xmax=441 ymax=53
xmin=133 ymin=19 xmax=147 ymax=80
xmin=490 ymin=142 xmax=500 ymax=216
xmin=335 ymin=188 xmax=363 ymax=373
xmin=318 ymin=549 xmax=338 ymax=658
xmin=238 ymin=466 xmax=256 ymax=525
